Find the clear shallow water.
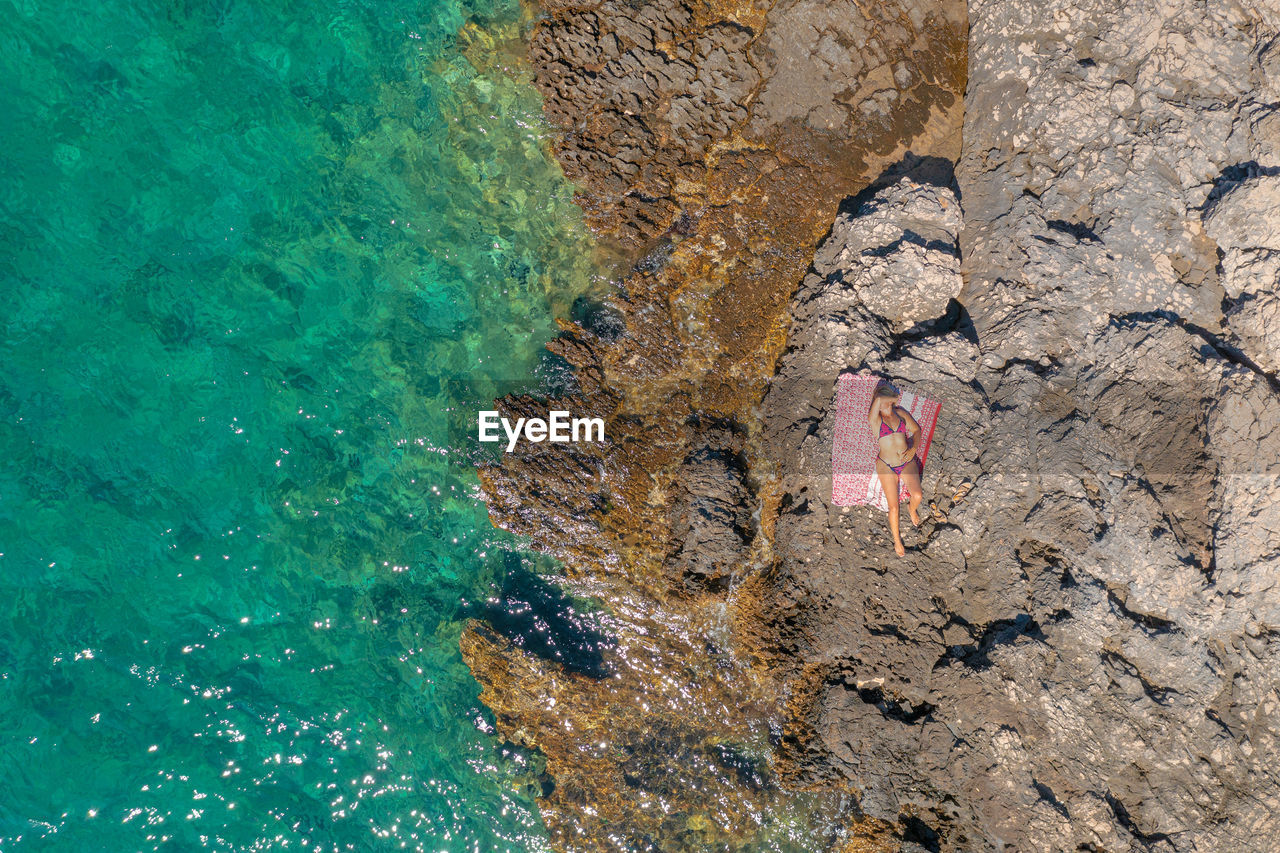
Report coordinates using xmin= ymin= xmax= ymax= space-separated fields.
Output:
xmin=0 ymin=0 xmax=605 ymax=848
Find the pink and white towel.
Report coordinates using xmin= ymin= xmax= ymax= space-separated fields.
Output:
xmin=831 ymin=373 xmax=941 ymax=511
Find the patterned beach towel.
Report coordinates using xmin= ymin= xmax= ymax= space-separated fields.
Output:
xmin=831 ymin=373 xmax=941 ymax=511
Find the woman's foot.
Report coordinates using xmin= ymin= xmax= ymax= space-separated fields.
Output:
xmin=909 ymin=506 xmax=922 ymax=527
xmin=894 ymin=538 xmax=906 ymax=557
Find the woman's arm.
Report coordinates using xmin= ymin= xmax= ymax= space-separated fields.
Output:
xmin=868 ymin=408 xmax=881 ymax=436
xmin=899 ymin=406 xmax=922 ymax=453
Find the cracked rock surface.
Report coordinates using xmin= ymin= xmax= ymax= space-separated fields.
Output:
xmin=526 ymin=0 xmax=965 ymax=249
xmin=750 ymin=1 xmax=1280 ymax=850
xmin=465 ymin=0 xmax=1280 ymax=848
xmin=463 ymin=0 xmax=966 ymax=848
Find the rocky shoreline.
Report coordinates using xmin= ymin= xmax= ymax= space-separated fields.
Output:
xmin=463 ymin=0 xmax=1280 ymax=849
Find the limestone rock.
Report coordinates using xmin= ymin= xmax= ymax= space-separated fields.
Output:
xmin=1204 ymin=174 xmax=1280 ymax=299
xmin=475 ymin=0 xmax=1280 ymax=849
xmin=832 ymin=178 xmax=962 ymax=331
xmin=525 ymin=0 xmax=966 ymax=248
xmin=465 ymin=0 xmax=968 ymax=848
xmin=750 ymin=0 xmax=1280 ymax=850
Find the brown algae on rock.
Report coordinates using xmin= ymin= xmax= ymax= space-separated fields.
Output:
xmin=461 ymin=0 xmax=967 ymax=848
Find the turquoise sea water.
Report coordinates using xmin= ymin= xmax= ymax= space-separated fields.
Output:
xmin=0 ymin=0 xmax=607 ymax=848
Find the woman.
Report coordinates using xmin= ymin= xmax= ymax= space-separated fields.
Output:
xmin=867 ymin=381 xmax=923 ymax=556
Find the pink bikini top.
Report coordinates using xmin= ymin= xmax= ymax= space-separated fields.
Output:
xmin=878 ymin=412 xmax=908 ymax=437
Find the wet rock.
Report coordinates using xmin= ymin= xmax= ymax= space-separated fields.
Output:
xmin=466 ymin=0 xmax=967 ymax=847
xmin=526 ymin=0 xmax=965 ymax=248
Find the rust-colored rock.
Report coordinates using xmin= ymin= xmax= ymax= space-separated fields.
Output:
xmin=460 ymin=0 xmax=967 ymax=847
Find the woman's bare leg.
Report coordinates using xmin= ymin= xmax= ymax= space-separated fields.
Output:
xmin=901 ymin=459 xmax=924 ymax=526
xmin=876 ymin=460 xmax=905 ymax=556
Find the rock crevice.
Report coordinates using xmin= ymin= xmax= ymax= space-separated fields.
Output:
xmin=464 ymin=0 xmax=1280 ymax=849
xmin=750 ymin=1 xmax=1280 ymax=849
xmin=463 ymin=0 xmax=967 ymax=847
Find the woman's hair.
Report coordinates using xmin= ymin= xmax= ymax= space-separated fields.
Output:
xmin=869 ymin=380 xmax=899 ymax=418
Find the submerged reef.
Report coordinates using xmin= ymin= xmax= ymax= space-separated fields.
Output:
xmin=463 ymin=0 xmax=1280 ymax=849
